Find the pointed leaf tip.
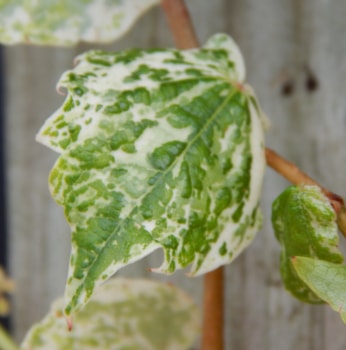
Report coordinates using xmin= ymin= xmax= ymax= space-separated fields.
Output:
xmin=66 ymin=316 xmax=73 ymax=332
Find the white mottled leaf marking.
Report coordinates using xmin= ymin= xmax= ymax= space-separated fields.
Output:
xmin=0 ymin=0 xmax=159 ymax=46
xmin=37 ymin=34 xmax=267 ymax=315
xmin=21 ymin=278 xmax=200 ymax=350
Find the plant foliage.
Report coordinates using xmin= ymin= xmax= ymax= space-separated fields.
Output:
xmin=0 ymin=0 xmax=159 ymax=45
xmin=37 ymin=33 xmax=266 ymax=315
xmin=21 ymin=278 xmax=200 ymax=349
xmin=292 ymin=257 xmax=346 ymax=324
xmin=272 ymin=185 xmax=344 ymax=302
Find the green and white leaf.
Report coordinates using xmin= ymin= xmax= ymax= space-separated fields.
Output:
xmin=272 ymin=185 xmax=344 ymax=303
xmin=37 ymin=33 xmax=266 ymax=315
xmin=0 ymin=0 xmax=159 ymax=46
xmin=21 ymin=278 xmax=200 ymax=349
xmin=292 ymin=256 xmax=346 ymax=324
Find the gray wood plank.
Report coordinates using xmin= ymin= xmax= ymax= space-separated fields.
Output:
xmin=5 ymin=45 xmax=77 ymax=341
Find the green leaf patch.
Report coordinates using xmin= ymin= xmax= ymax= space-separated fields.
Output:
xmin=272 ymin=185 xmax=344 ymax=303
xmin=292 ymin=257 xmax=346 ymax=324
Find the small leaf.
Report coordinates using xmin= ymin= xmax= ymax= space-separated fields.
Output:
xmin=272 ymin=185 xmax=343 ymax=303
xmin=0 ymin=266 xmax=15 ymax=316
xmin=37 ymin=34 xmax=267 ymax=315
xmin=292 ymin=256 xmax=346 ymax=324
xmin=0 ymin=0 xmax=159 ymax=46
xmin=20 ymin=278 xmax=200 ymax=350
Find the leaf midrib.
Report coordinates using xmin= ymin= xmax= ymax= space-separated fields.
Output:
xmin=69 ymin=82 xmax=240 ymax=310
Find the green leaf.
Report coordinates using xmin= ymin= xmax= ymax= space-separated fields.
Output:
xmin=37 ymin=34 xmax=266 ymax=315
xmin=21 ymin=278 xmax=201 ymax=349
xmin=292 ymin=256 xmax=346 ymax=324
xmin=272 ymin=185 xmax=344 ymax=303
xmin=0 ymin=0 xmax=159 ymax=46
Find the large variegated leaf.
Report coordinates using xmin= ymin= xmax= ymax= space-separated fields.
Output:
xmin=21 ymin=278 xmax=200 ymax=349
xmin=272 ymin=185 xmax=344 ymax=303
xmin=37 ymin=34 xmax=266 ymax=315
xmin=292 ymin=257 xmax=346 ymax=324
xmin=0 ymin=0 xmax=159 ymax=46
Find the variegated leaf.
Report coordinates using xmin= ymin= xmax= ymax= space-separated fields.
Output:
xmin=21 ymin=278 xmax=200 ymax=349
xmin=272 ymin=185 xmax=344 ymax=303
xmin=292 ymin=257 xmax=346 ymax=324
xmin=37 ymin=34 xmax=266 ymax=315
xmin=0 ymin=0 xmax=159 ymax=46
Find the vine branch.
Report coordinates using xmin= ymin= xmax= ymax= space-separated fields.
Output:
xmin=201 ymin=267 xmax=224 ymax=350
xmin=161 ymin=1 xmax=224 ymax=349
xmin=266 ymin=148 xmax=346 ymax=236
xmin=160 ymin=0 xmax=199 ymax=49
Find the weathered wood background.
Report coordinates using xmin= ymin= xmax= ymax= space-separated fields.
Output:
xmin=4 ymin=0 xmax=346 ymax=348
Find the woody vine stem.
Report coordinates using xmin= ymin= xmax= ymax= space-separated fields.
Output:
xmin=161 ymin=0 xmax=346 ymax=349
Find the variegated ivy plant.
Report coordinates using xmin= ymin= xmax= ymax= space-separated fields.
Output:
xmin=1 ymin=2 xmax=346 ymax=347
xmin=36 ymin=33 xmax=267 ymax=316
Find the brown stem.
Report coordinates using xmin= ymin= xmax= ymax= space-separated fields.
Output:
xmin=161 ymin=0 xmax=199 ymax=49
xmin=161 ymin=1 xmax=224 ymax=349
xmin=265 ymin=148 xmax=321 ymax=187
xmin=201 ymin=267 xmax=224 ymax=350
xmin=265 ymin=148 xmax=344 ymax=209
xmin=265 ymin=148 xmax=346 ymax=237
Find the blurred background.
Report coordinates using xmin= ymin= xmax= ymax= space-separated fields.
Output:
xmin=1 ymin=0 xmax=346 ymax=348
